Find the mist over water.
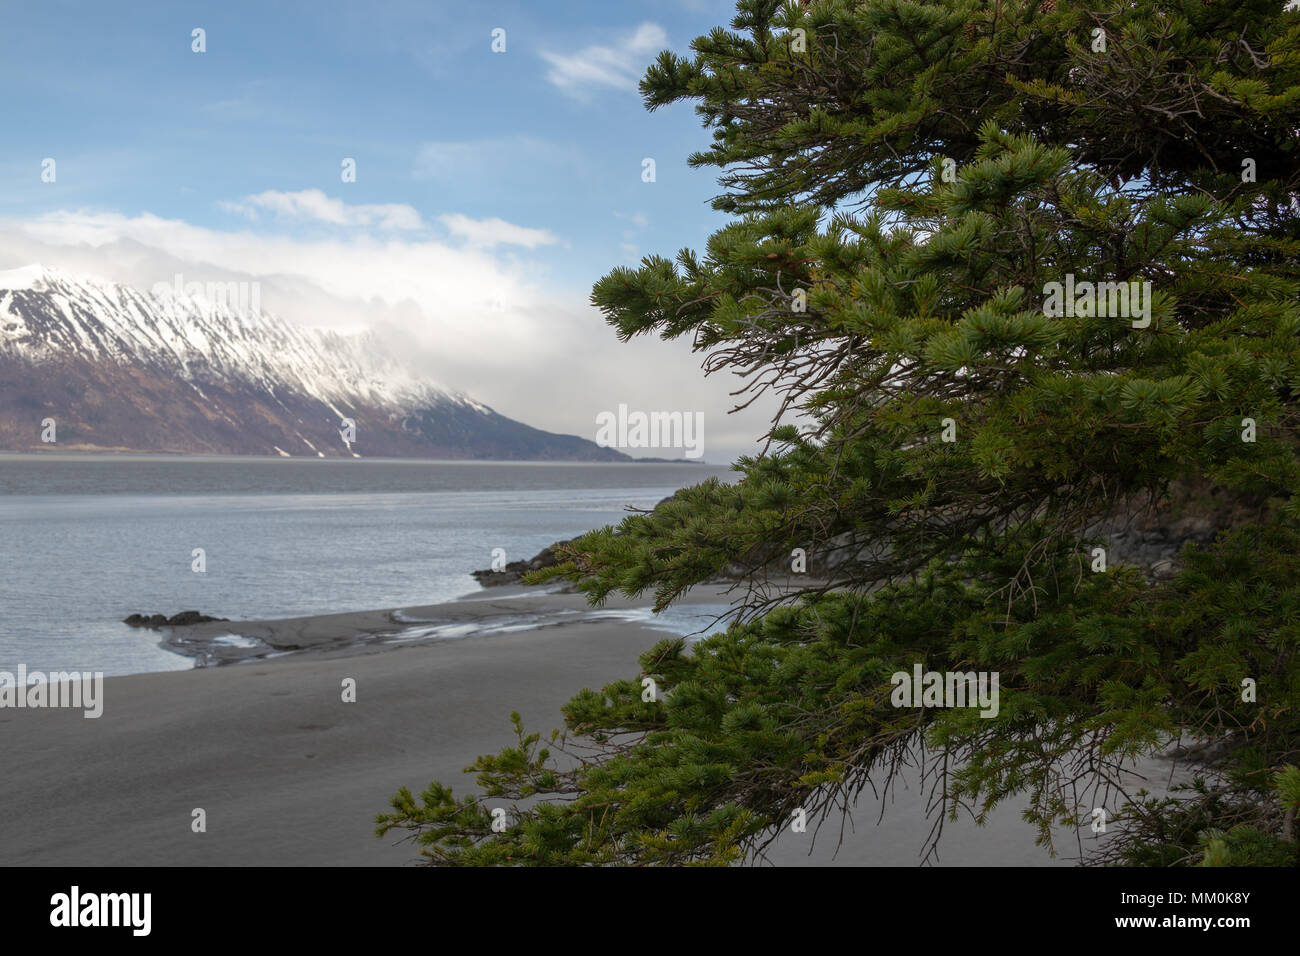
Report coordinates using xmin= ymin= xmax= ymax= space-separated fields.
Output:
xmin=0 ymin=455 xmax=732 ymax=677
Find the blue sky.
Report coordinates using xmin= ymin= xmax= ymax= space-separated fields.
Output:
xmin=0 ymin=0 xmax=776 ymax=460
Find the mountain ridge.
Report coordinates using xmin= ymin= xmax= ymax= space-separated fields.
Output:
xmin=0 ymin=265 xmax=628 ymax=461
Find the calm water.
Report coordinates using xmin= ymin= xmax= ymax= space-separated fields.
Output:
xmin=0 ymin=455 xmax=732 ymax=677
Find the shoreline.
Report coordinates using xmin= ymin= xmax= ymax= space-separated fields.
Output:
xmin=0 ymin=450 xmax=720 ymax=466
xmin=2 ymin=584 xmax=703 ymax=866
xmin=1 ymin=582 xmax=1180 ymax=866
xmin=155 ymin=582 xmax=747 ymax=668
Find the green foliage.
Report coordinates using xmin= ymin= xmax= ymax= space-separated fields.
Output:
xmin=1197 ymin=827 xmax=1297 ymax=867
xmin=383 ymin=0 xmax=1300 ymax=865
xmin=1276 ymin=764 xmax=1300 ymax=809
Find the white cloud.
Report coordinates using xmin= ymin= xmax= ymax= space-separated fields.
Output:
xmin=0 ymin=207 xmax=777 ymax=460
xmin=5 ymin=209 xmax=542 ymax=342
xmin=438 ymin=213 xmax=560 ymax=249
xmin=540 ymin=22 xmax=668 ymax=98
xmin=220 ymin=189 xmax=425 ymax=231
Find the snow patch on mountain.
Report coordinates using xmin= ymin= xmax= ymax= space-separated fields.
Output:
xmin=0 ymin=263 xmax=55 ymax=291
xmin=0 ymin=264 xmax=476 ymax=415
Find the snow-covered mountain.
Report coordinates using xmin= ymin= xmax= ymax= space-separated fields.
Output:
xmin=0 ymin=264 xmax=626 ymax=460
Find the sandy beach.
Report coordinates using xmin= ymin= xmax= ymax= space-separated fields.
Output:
xmin=0 ymin=584 xmax=1176 ymax=867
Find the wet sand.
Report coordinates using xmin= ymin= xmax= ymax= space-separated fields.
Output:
xmin=0 ymin=585 xmax=1174 ymax=866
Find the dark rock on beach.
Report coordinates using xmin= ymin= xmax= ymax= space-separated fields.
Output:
xmin=471 ymin=493 xmax=688 ymax=587
xmin=471 ymin=540 xmax=574 ymax=587
xmin=124 ymin=610 xmax=229 ymax=628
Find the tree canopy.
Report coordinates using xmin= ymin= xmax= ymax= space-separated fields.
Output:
xmin=378 ymin=0 xmax=1300 ymax=866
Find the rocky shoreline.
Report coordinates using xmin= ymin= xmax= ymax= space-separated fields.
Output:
xmin=123 ymin=610 xmax=229 ymax=628
xmin=470 ymin=540 xmax=577 ymax=588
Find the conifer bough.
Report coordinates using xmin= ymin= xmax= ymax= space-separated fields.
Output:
xmin=378 ymin=0 xmax=1300 ymax=867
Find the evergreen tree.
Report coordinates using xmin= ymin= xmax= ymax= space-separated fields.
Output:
xmin=378 ymin=0 xmax=1300 ymax=866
